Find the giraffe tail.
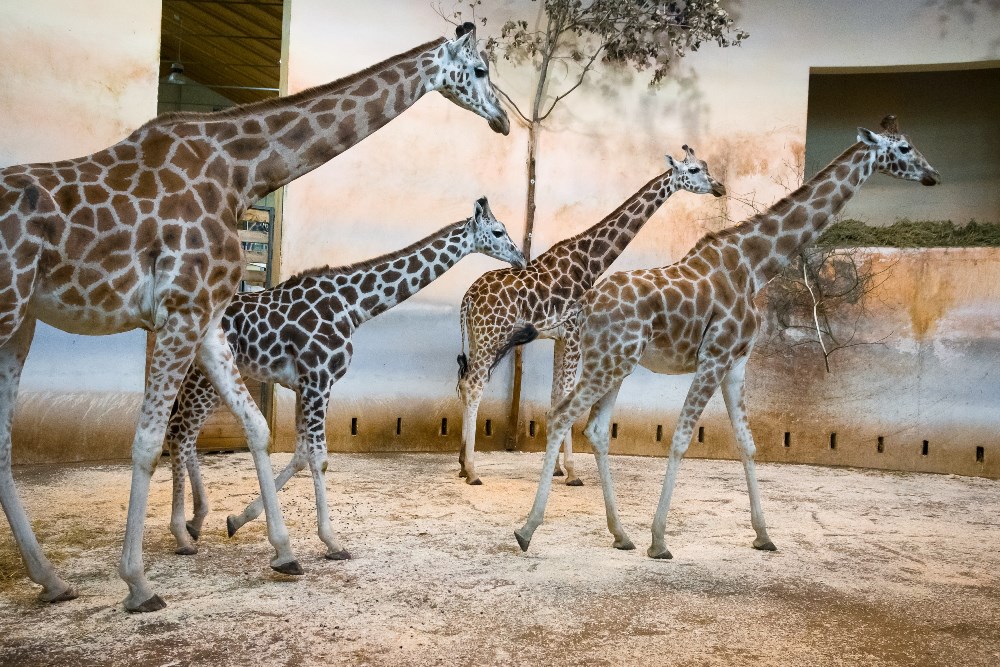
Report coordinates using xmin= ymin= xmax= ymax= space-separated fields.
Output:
xmin=456 ymin=296 xmax=471 ymax=389
xmin=488 ymin=324 xmax=539 ymax=380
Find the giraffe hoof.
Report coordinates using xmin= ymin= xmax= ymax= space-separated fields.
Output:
xmin=175 ymin=545 xmax=198 ymax=556
xmin=226 ymin=515 xmax=239 ymax=538
xmin=753 ymin=539 xmax=777 ymax=552
xmin=271 ymin=560 xmax=304 ymax=576
xmin=185 ymin=521 xmax=200 ymax=541
xmin=565 ymin=478 xmax=584 ymax=487
xmin=466 ymin=477 xmax=482 ymax=486
xmin=39 ymin=584 xmax=78 ymax=604
xmin=126 ymin=594 xmax=167 ymax=613
xmin=552 ymin=469 xmax=565 ymax=477
xmin=325 ymin=549 xmax=352 ymax=561
xmin=514 ymin=528 xmax=532 ymax=552
xmin=647 ymin=545 xmax=673 ymax=560
xmin=613 ymin=537 xmax=636 ymax=551
xmin=458 ymin=469 xmax=468 ymax=479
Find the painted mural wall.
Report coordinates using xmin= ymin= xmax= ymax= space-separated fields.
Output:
xmin=274 ymin=0 xmax=999 ymax=478
xmin=0 ymin=1 xmax=161 ymax=463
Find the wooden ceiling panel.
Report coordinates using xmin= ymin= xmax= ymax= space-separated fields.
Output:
xmin=161 ymin=0 xmax=283 ymax=106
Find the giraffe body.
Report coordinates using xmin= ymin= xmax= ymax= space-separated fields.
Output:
xmin=456 ymin=147 xmax=725 ymax=485
xmin=511 ymin=117 xmax=940 ymax=556
xmin=0 ymin=23 xmax=508 ymax=612
xmin=166 ymin=198 xmax=524 ymax=557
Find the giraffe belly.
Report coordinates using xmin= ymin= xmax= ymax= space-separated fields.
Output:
xmin=638 ymin=338 xmax=697 ymax=375
xmin=28 ymin=291 xmax=144 ymax=336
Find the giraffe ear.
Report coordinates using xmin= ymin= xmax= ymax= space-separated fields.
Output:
xmin=857 ymin=127 xmax=880 ymax=146
xmin=456 ymin=22 xmax=477 ymax=40
xmin=665 ymin=154 xmax=679 ymax=170
xmin=473 ymin=196 xmax=490 ymax=222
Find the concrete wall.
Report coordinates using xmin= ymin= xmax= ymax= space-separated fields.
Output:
xmin=0 ymin=0 xmax=160 ymax=464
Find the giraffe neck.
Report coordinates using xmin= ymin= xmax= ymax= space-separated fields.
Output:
xmin=739 ymin=142 xmax=875 ymax=288
xmin=296 ymin=220 xmax=473 ymax=325
xmin=534 ymin=170 xmax=675 ymax=287
xmin=157 ymin=37 xmax=447 ymax=204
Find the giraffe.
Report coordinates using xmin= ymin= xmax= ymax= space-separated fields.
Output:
xmin=456 ymin=147 xmax=725 ymax=485
xmin=510 ymin=116 xmax=940 ymax=557
xmin=0 ymin=23 xmax=508 ymax=612
xmin=165 ymin=197 xmax=525 ymax=558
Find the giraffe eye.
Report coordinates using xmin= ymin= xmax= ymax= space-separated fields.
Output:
xmin=474 ymin=67 xmax=487 ymax=78
xmin=688 ymin=167 xmax=701 ymax=174
xmin=492 ymin=229 xmax=505 ymax=238
xmin=899 ymin=145 xmax=912 ymax=154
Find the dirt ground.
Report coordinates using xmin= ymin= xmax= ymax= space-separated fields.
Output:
xmin=1 ymin=451 xmax=998 ymax=667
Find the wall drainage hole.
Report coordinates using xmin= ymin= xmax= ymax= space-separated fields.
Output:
xmin=697 ymin=426 xmax=705 ymax=443
xmin=829 ymin=432 xmax=837 ymax=450
xmin=529 ymin=420 xmax=536 ymax=438
xmin=484 ymin=419 xmax=493 ymax=437
xmin=877 ymin=436 xmax=884 ymax=453
xmin=655 ymin=425 xmax=663 ymax=442
xmin=922 ymin=440 xmax=929 ymax=456
xmin=783 ymin=432 xmax=791 ymax=448
xmin=350 ymin=417 xmax=358 ymax=436
xmin=395 ymin=417 xmax=402 ymax=436
xmin=440 ymin=418 xmax=449 ymax=436
xmin=611 ymin=423 xmax=618 ymax=439
xmin=976 ymin=446 xmax=985 ymax=463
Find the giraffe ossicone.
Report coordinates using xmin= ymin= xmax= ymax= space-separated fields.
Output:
xmin=0 ymin=24 xmax=509 ymax=613
xmin=511 ymin=116 xmax=939 ymax=556
xmin=456 ymin=146 xmax=725 ymax=485
xmin=166 ymin=196 xmax=524 ymax=558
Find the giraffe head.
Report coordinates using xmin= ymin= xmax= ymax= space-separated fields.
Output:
xmin=434 ymin=23 xmax=510 ymax=135
xmin=666 ymin=145 xmax=726 ymax=197
xmin=858 ymin=115 xmax=940 ymax=186
xmin=466 ymin=196 xmax=526 ymax=268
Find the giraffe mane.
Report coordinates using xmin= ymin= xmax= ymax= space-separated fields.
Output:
xmin=285 ymin=218 xmax=466 ymax=282
xmin=148 ymin=37 xmax=448 ymax=128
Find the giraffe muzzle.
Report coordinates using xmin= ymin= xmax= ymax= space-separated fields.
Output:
xmin=920 ymin=168 xmax=941 ymax=186
xmin=711 ymin=182 xmax=727 ymax=197
xmin=489 ymin=108 xmax=511 ymax=136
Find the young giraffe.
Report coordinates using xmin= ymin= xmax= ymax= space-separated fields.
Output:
xmin=511 ymin=116 xmax=940 ymax=557
xmin=456 ymin=147 xmax=725 ymax=485
xmin=165 ymin=197 xmax=525 ymax=558
xmin=0 ymin=23 xmax=508 ymax=612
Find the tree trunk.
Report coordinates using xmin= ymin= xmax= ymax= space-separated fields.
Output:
xmin=504 ymin=119 xmax=539 ymax=451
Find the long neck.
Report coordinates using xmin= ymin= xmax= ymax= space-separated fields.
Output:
xmin=739 ymin=142 xmax=875 ymax=288
xmin=184 ymin=38 xmax=446 ymax=203
xmin=304 ymin=220 xmax=473 ymax=325
xmin=534 ymin=170 xmax=675 ymax=286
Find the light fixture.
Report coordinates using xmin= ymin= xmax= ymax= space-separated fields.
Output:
xmin=165 ymin=62 xmax=186 ymax=85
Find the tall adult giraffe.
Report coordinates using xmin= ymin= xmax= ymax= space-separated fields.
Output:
xmin=0 ymin=23 xmax=508 ymax=612
xmin=456 ymin=147 xmax=725 ymax=485
xmin=165 ymin=197 xmax=525 ymax=558
xmin=510 ymin=116 xmax=940 ymax=557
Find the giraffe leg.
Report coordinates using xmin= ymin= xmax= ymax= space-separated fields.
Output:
xmin=166 ymin=368 xmax=219 ymax=554
xmin=299 ymin=385 xmax=350 ymax=560
xmin=515 ymin=329 xmax=637 ymax=551
xmin=458 ymin=351 xmax=490 ymax=485
xmin=582 ymin=380 xmax=633 ymax=549
xmin=549 ymin=338 xmax=567 ymax=479
xmin=120 ymin=311 xmax=214 ymax=612
xmin=0 ymin=318 xmax=77 ymax=602
xmin=227 ymin=392 xmax=309 ymax=534
xmin=553 ymin=330 xmax=583 ymax=486
xmin=196 ymin=325 xmax=299 ymax=575
xmin=648 ymin=360 xmax=728 ymax=560
xmin=721 ymin=356 xmax=776 ymax=552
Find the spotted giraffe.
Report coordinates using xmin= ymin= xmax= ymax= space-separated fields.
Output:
xmin=510 ymin=116 xmax=940 ymax=557
xmin=165 ymin=197 xmax=525 ymax=558
xmin=456 ymin=147 xmax=725 ymax=485
xmin=0 ymin=23 xmax=508 ymax=612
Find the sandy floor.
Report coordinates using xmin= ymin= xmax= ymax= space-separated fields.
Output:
xmin=1 ymin=451 xmax=999 ymax=667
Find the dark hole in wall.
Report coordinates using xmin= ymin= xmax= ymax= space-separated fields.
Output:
xmin=484 ymin=419 xmax=492 ymax=436
xmin=976 ymin=446 xmax=985 ymax=463
xmin=351 ymin=417 xmax=358 ymax=436
xmin=922 ymin=440 xmax=929 ymax=456
xmin=529 ymin=420 xmax=536 ymax=438
xmin=877 ymin=435 xmax=884 ymax=453
xmin=783 ymin=432 xmax=791 ymax=448
xmin=611 ymin=423 xmax=618 ymax=439
xmin=697 ymin=426 xmax=704 ymax=443
xmin=830 ymin=432 xmax=837 ymax=450
xmin=656 ymin=424 xmax=663 ymax=442
xmin=395 ymin=417 xmax=402 ymax=436
xmin=440 ymin=418 xmax=448 ymax=436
